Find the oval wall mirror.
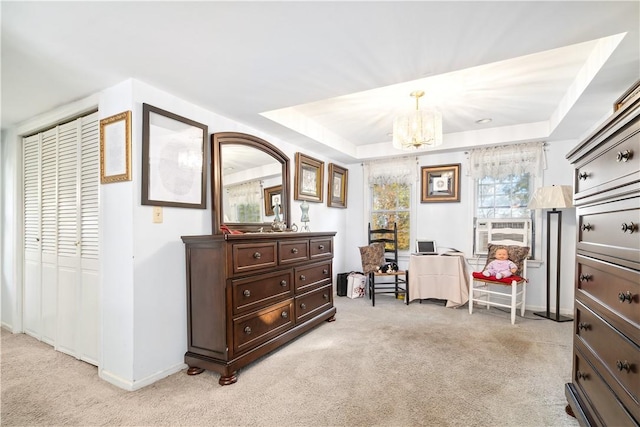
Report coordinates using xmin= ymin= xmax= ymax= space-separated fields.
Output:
xmin=212 ymin=132 xmax=290 ymax=234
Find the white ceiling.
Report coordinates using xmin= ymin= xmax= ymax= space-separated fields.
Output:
xmin=2 ymin=1 xmax=639 ymax=164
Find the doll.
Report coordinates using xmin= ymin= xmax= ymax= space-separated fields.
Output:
xmin=482 ymin=248 xmax=517 ymax=279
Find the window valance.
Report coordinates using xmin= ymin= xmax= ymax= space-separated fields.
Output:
xmin=365 ymin=156 xmax=415 ymax=186
xmin=469 ymin=141 xmax=546 ymax=179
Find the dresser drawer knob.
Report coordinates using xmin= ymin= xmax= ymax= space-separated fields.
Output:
xmin=244 ymin=326 xmax=252 ymax=335
xmin=253 ymin=252 xmax=261 ymax=259
xmin=300 ymin=303 xmax=306 ymax=310
xmin=291 ymin=247 xmax=299 ymax=254
xmin=323 ymin=269 xmax=329 ymax=275
xmin=281 ymin=311 xmax=288 ymax=319
xmin=616 ymin=149 xmax=633 ymax=162
xmin=616 ymin=360 xmax=631 ymax=372
xmin=578 ymin=171 xmax=589 ymax=180
xmin=243 ymin=289 xmax=251 ymax=297
xmin=299 ymin=274 xmax=306 ymax=281
xmin=323 ymin=293 xmax=329 ymax=300
xmin=280 ymin=280 xmax=287 ymax=287
xmin=621 ymin=222 xmax=636 ymax=234
xmin=579 ymin=274 xmax=592 ymax=282
xmin=618 ymin=291 xmax=633 ymax=303
xmin=318 ymin=244 xmax=325 ymax=250
xmin=578 ymin=322 xmax=590 ymax=331
xmin=576 ymin=371 xmax=589 ymax=380
xmin=581 ymin=223 xmax=592 ymax=232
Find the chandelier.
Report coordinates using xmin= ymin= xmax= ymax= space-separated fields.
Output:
xmin=392 ymin=90 xmax=443 ymax=150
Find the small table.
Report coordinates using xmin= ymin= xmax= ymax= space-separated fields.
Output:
xmin=408 ymin=253 xmax=470 ymax=308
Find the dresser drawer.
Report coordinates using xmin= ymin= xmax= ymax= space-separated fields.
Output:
xmin=573 ymin=347 xmax=639 ymax=427
xmin=279 ymin=240 xmax=309 ymax=264
xmin=576 ymin=303 xmax=639 ymax=410
xmin=231 ymin=270 xmax=293 ymax=315
xmin=578 ymin=197 xmax=640 ymax=267
xmin=232 ymin=299 xmax=294 ymax=355
xmin=294 ymin=261 xmax=332 ymax=293
xmin=575 ymin=122 xmax=639 ymax=198
xmin=310 ymin=237 xmax=333 ymax=258
xmin=295 ymin=284 xmax=333 ymax=323
xmin=232 ymin=242 xmax=277 ymax=275
xmin=577 ymin=255 xmax=640 ymax=341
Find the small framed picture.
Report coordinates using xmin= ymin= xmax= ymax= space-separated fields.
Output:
xmin=327 ymin=163 xmax=348 ymax=208
xmin=264 ymin=185 xmax=282 ymax=216
xmin=100 ymin=111 xmax=132 ymax=184
xmin=421 ymin=163 xmax=461 ymax=203
xmin=141 ymin=103 xmax=208 ymax=209
xmin=294 ymin=152 xmax=324 ymax=203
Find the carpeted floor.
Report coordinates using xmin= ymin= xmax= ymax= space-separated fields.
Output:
xmin=1 ymin=295 xmax=579 ymax=426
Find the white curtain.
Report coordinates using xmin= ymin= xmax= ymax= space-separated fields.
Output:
xmin=469 ymin=141 xmax=546 ymax=179
xmin=365 ymin=156 xmax=415 ymax=185
xmin=226 ymin=180 xmax=262 ymax=219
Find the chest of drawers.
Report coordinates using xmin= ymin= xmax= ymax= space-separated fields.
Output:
xmin=565 ymin=84 xmax=640 ymax=426
xmin=182 ymin=231 xmax=336 ymax=385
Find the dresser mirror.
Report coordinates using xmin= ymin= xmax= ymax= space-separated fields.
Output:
xmin=212 ymin=132 xmax=290 ymax=234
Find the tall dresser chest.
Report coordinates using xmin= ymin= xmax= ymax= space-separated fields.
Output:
xmin=565 ymin=82 xmax=640 ymax=426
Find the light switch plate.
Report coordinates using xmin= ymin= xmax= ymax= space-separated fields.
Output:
xmin=152 ymin=206 xmax=163 ymax=223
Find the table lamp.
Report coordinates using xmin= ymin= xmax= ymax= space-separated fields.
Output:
xmin=528 ymin=185 xmax=574 ymax=322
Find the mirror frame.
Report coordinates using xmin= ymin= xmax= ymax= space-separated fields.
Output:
xmin=212 ymin=132 xmax=290 ymax=234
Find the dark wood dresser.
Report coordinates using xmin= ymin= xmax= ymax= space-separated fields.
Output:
xmin=181 ymin=231 xmax=336 ymax=385
xmin=565 ymin=83 xmax=640 ymax=426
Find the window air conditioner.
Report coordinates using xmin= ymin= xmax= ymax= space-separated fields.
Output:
xmin=474 ymin=218 xmax=532 ymax=255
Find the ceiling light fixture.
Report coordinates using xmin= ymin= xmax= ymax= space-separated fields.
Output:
xmin=392 ymin=90 xmax=443 ymax=150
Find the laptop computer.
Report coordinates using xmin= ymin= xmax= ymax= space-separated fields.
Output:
xmin=415 ymin=239 xmax=438 ymax=255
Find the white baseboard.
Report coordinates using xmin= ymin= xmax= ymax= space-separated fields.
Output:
xmin=99 ymin=362 xmax=187 ymax=391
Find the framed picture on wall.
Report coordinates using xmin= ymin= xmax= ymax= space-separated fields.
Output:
xmin=327 ymin=163 xmax=348 ymax=208
xmin=294 ymin=152 xmax=324 ymax=203
xmin=421 ymin=163 xmax=461 ymax=203
xmin=141 ymin=103 xmax=208 ymax=209
xmin=100 ymin=111 xmax=132 ymax=184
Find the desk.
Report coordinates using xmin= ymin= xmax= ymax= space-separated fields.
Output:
xmin=408 ymin=254 xmax=469 ymax=308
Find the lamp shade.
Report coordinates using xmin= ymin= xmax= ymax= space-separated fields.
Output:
xmin=528 ymin=185 xmax=573 ymax=209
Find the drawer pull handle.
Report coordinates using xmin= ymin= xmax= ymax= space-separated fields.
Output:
xmin=300 ymin=274 xmax=306 ymax=281
xmin=243 ymin=289 xmax=251 ymax=297
xmin=323 ymin=269 xmax=329 ymax=275
xmin=621 ymin=222 xmax=636 ymax=234
xmin=323 ymin=293 xmax=329 ymax=300
xmin=616 ymin=149 xmax=633 ymax=162
xmin=616 ymin=360 xmax=631 ymax=372
xmin=300 ymin=303 xmax=306 ymax=310
xmin=244 ymin=326 xmax=252 ymax=335
xmin=578 ymin=322 xmax=590 ymax=331
xmin=291 ymin=248 xmax=298 ymax=254
xmin=281 ymin=311 xmax=288 ymax=319
xmin=581 ymin=223 xmax=592 ymax=232
xmin=253 ymin=252 xmax=261 ymax=259
xmin=576 ymin=371 xmax=589 ymax=380
xmin=579 ymin=274 xmax=592 ymax=282
xmin=578 ymin=172 xmax=589 ymax=180
xmin=280 ymin=280 xmax=287 ymax=287
xmin=618 ymin=291 xmax=633 ymax=303
xmin=318 ymin=244 xmax=325 ymax=250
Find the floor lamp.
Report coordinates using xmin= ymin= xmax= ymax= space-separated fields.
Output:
xmin=528 ymin=185 xmax=574 ymax=322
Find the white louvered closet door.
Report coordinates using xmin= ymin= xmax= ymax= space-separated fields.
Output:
xmin=22 ymin=112 xmax=100 ymax=365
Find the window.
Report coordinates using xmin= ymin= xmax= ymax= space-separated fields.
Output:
xmin=476 ymin=173 xmax=532 ymax=219
xmin=370 ymin=182 xmax=411 ymax=250
xmin=365 ymin=157 xmax=415 ymax=252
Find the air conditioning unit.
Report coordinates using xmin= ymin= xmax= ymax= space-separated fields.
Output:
xmin=474 ymin=218 xmax=532 ymax=255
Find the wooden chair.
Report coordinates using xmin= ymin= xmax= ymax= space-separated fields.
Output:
xmin=469 ymin=243 xmax=530 ymax=324
xmin=361 ymin=223 xmax=408 ymax=307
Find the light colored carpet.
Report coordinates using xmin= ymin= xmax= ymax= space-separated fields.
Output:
xmin=1 ymin=296 xmax=579 ymax=426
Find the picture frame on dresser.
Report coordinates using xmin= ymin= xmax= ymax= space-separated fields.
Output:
xmin=141 ymin=103 xmax=208 ymax=209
